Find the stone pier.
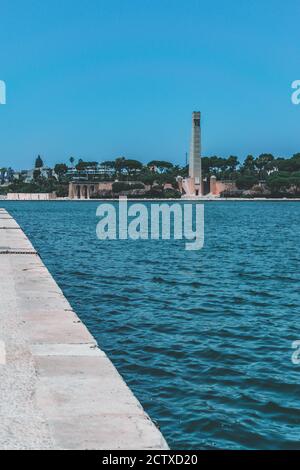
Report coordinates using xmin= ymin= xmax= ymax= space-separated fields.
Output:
xmin=0 ymin=208 xmax=168 ymax=450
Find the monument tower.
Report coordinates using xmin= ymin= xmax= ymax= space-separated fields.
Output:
xmin=179 ymin=111 xmax=203 ymax=197
xmin=178 ymin=111 xmax=224 ymax=198
xmin=189 ymin=111 xmax=202 ymax=195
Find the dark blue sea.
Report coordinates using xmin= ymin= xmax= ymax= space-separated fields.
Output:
xmin=2 ymin=200 xmax=300 ymax=449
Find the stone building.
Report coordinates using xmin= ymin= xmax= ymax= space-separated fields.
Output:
xmin=68 ymin=181 xmax=113 ymax=199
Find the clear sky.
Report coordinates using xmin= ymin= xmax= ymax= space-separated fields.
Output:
xmin=0 ymin=0 xmax=299 ymax=169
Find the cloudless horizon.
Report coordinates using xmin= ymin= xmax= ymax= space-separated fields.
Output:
xmin=0 ymin=0 xmax=299 ymax=169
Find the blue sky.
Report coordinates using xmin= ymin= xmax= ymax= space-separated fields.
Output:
xmin=0 ymin=0 xmax=299 ymax=169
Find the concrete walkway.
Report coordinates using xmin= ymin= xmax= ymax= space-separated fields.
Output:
xmin=0 ymin=209 xmax=168 ymax=450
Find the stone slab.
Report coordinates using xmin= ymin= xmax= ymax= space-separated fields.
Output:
xmin=0 ymin=208 xmax=168 ymax=450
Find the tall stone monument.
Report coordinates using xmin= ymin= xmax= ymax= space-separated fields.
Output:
xmin=180 ymin=111 xmax=203 ymax=197
xmin=184 ymin=111 xmax=202 ymax=196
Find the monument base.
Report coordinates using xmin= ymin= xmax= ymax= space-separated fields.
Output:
xmin=181 ymin=177 xmax=202 ymax=197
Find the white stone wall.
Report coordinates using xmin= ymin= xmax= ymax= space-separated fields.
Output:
xmin=6 ymin=193 xmax=57 ymax=200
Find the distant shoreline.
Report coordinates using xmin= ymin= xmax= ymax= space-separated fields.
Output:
xmin=2 ymin=197 xmax=300 ymax=202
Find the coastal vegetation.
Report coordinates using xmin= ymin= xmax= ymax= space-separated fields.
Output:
xmin=1 ymin=153 xmax=300 ymax=197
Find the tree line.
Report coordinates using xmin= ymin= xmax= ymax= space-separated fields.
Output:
xmin=2 ymin=152 xmax=300 ymax=196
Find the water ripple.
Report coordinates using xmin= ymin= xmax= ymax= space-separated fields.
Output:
xmin=4 ymin=200 xmax=300 ymax=449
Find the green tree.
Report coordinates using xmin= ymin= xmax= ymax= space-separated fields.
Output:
xmin=267 ymin=175 xmax=291 ymax=194
xmin=123 ymin=159 xmax=143 ymax=175
xmin=227 ymin=156 xmax=239 ymax=173
xmin=242 ymin=155 xmax=255 ymax=174
xmin=33 ymin=169 xmax=41 ymax=180
xmin=277 ymin=154 xmax=300 ymax=172
xmin=54 ymin=163 xmax=68 ymax=181
xmin=255 ymin=154 xmax=274 ymax=178
xmin=35 ymin=155 xmax=44 ymax=168
xmin=236 ymin=175 xmax=259 ymax=190
xmin=289 ymin=176 xmax=300 ymax=193
xmin=201 ymin=157 xmax=211 ymax=176
xmin=114 ymin=157 xmax=126 ymax=176
xmin=208 ymin=156 xmax=221 ymax=174
xmin=140 ymin=173 xmax=156 ymax=188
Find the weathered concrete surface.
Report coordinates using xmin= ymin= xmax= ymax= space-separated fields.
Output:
xmin=0 ymin=209 xmax=168 ymax=450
